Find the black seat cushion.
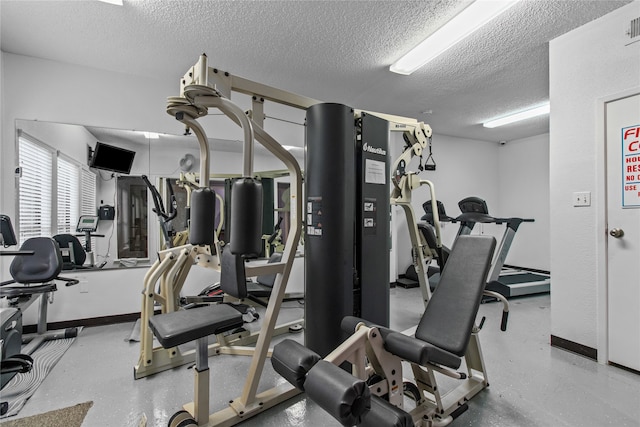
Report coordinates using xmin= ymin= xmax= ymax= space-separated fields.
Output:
xmin=9 ymin=237 xmax=62 ymax=284
xmin=148 ymin=304 xmax=243 ymax=348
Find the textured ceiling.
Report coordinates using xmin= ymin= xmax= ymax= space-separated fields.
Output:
xmin=0 ymin=0 xmax=632 ymax=142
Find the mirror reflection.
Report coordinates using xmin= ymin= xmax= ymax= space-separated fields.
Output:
xmin=15 ymin=120 xmax=151 ymax=270
xmin=14 ymin=120 xmax=303 ymax=270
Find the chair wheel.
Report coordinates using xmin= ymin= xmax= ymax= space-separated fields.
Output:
xmin=168 ymin=410 xmax=197 ymax=427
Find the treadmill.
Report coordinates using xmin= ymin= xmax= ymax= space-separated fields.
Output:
xmin=424 ymin=197 xmax=550 ymax=298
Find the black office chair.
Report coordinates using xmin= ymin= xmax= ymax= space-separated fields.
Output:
xmin=53 ymin=234 xmax=86 ymax=269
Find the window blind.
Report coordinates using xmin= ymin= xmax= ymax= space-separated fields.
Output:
xmin=18 ymin=137 xmax=53 ymax=241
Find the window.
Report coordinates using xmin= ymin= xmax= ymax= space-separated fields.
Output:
xmin=18 ymin=135 xmax=53 ymax=241
xmin=17 ymin=132 xmax=97 ymax=245
xmin=57 ymin=156 xmax=80 ymax=234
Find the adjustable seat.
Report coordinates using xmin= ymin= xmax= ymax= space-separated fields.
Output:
xmin=272 ymin=235 xmax=496 ymax=427
xmin=147 ymin=245 xmax=246 ymax=424
xmin=52 ymin=234 xmax=86 ymax=270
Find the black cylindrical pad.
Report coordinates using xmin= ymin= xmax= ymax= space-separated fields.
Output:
xmin=189 ymin=188 xmax=215 ymax=246
xmin=230 ymin=178 xmax=263 ymax=256
xmin=305 ymin=360 xmax=371 ymax=426
xmin=271 ymin=339 xmax=321 ymax=391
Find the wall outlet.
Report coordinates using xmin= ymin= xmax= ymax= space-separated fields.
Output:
xmin=76 ymin=276 xmax=89 ymax=293
xmin=573 ymin=191 xmax=591 ymax=207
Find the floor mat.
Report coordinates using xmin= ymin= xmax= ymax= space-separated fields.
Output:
xmin=0 ymin=401 xmax=92 ymax=427
xmin=1 ymin=329 xmax=82 ymax=418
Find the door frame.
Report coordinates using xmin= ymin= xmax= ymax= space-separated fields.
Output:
xmin=596 ymin=86 xmax=640 ymax=365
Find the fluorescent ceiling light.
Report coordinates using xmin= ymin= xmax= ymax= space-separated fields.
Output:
xmin=483 ymin=102 xmax=550 ymax=128
xmin=98 ymin=0 xmax=123 ymax=5
xmin=390 ymin=0 xmax=520 ymax=75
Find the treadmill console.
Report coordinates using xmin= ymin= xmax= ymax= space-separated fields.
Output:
xmin=77 ymin=215 xmax=99 ymax=233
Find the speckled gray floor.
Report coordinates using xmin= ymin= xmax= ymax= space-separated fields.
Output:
xmin=5 ymin=289 xmax=640 ymax=426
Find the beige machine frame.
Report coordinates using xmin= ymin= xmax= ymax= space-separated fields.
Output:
xmin=135 ymin=54 xmax=314 ymax=426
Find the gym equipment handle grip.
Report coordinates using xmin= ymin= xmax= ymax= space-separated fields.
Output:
xmin=501 ymin=311 xmax=509 ymax=331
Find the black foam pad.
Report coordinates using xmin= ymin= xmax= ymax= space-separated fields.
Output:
xmin=229 ymin=178 xmax=263 ymax=257
xmin=189 ymin=188 xmax=216 ymax=246
xmin=415 ymin=235 xmax=495 ymax=356
xmin=271 ymin=339 xmax=321 ymax=391
xmin=220 ymin=246 xmax=248 ymax=299
xmin=305 ymin=361 xmax=371 ymax=426
xmin=361 ymin=395 xmax=414 ymax=427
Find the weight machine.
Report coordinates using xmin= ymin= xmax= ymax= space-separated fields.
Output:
xmin=136 ymin=54 xmax=310 ymax=426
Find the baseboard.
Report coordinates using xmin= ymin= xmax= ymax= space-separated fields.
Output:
xmin=23 ymin=312 xmax=142 ymax=334
xmin=550 ymin=335 xmax=597 ymax=361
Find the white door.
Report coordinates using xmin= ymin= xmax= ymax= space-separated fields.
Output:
xmin=606 ymin=93 xmax=640 ymax=371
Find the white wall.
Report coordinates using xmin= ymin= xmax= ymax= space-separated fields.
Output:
xmin=1 ymin=53 xmax=303 ymax=324
xmin=549 ymin=2 xmax=640 ymax=350
xmin=497 ymin=133 xmax=550 ymax=271
xmin=391 ymin=132 xmax=502 ymax=275
xmin=2 ymin=51 xmax=552 ymax=326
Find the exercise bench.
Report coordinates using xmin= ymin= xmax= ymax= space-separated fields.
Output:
xmin=272 ymin=235 xmax=504 ymax=427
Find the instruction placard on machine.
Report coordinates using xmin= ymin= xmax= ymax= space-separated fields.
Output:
xmin=307 ymin=197 xmax=323 ymax=237
xmin=363 ymin=198 xmax=377 ymax=235
xmin=365 ymin=159 xmax=386 ymax=185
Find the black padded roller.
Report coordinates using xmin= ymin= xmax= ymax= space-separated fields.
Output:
xmin=229 ymin=177 xmax=263 ymax=256
xmin=271 ymin=339 xmax=321 ymax=391
xmin=305 ymin=360 xmax=371 ymax=426
xmin=190 ymin=188 xmax=215 ymax=246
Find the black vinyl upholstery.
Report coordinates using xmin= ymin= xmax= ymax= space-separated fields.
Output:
xmin=53 ymin=234 xmax=86 ymax=268
xmin=220 ymin=245 xmax=248 ymax=299
xmin=305 ymin=360 xmax=371 ymax=427
xmin=343 ymin=235 xmax=495 ymax=368
xmin=256 ymin=252 xmax=282 ymax=288
xmin=415 ymin=235 xmax=495 ymax=356
xmin=361 ymin=395 xmax=414 ymax=427
xmin=148 ymin=304 xmax=243 ymax=348
xmin=271 ymin=339 xmax=321 ymax=391
xmin=9 ymin=237 xmax=62 ymax=284
xmin=149 ymin=245 xmax=249 ymax=348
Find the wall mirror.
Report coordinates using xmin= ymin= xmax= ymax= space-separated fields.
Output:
xmin=13 ymin=119 xmax=303 ymax=270
xmin=14 ymin=119 xmax=151 ymax=270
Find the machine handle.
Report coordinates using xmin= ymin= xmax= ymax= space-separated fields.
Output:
xmin=501 ymin=311 xmax=509 ymax=331
xmin=609 ymin=228 xmax=624 ymax=238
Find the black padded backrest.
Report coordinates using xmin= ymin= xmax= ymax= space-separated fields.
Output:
xmin=53 ymin=234 xmax=86 ymax=266
xmin=257 ymin=252 xmax=283 ymax=288
xmin=220 ymin=245 xmax=248 ymax=299
xmin=458 ymin=197 xmax=489 ymax=214
xmin=0 ymin=215 xmax=17 ymax=247
xmin=10 ymin=237 xmax=63 ymax=284
xmin=415 ymin=235 xmax=495 ymax=356
xmin=417 ymin=224 xmax=438 ymax=252
xmin=421 ymin=200 xmax=453 ymax=224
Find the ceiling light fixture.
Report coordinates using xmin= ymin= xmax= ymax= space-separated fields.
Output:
xmin=483 ymin=102 xmax=550 ymax=128
xmin=390 ymin=0 xmax=520 ymax=75
xmin=98 ymin=0 xmax=124 ymax=5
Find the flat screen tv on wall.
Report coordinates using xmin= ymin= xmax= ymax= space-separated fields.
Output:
xmin=90 ymin=142 xmax=136 ymax=175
